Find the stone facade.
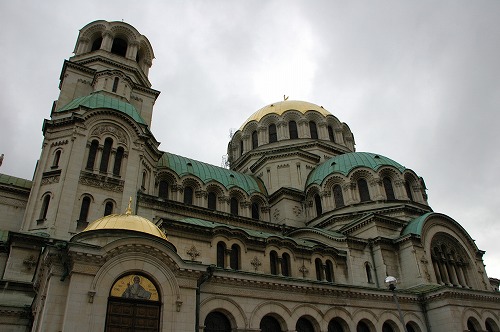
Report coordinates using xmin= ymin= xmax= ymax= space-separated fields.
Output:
xmin=0 ymin=20 xmax=499 ymax=332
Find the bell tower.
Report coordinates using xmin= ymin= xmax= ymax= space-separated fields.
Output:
xmin=22 ymin=21 xmax=162 ymax=239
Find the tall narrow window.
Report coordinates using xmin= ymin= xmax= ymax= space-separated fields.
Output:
xmin=52 ymin=150 xmax=61 ymax=168
xmin=239 ymin=140 xmax=243 ymax=157
xmin=328 ymin=125 xmax=335 ymax=142
xmin=113 ymin=147 xmax=124 ymax=175
xmin=208 ymin=192 xmax=217 ymax=210
xmin=230 ymin=244 xmax=240 ymax=269
xmin=268 ymin=124 xmax=277 ymax=143
xmin=158 ymin=180 xmax=169 ymax=199
xmin=357 ymin=178 xmax=371 ymax=202
xmin=252 ymin=130 xmax=258 ymax=149
xmin=251 ymin=202 xmax=259 ymax=220
xmin=309 ymin=121 xmax=318 ymax=139
xmin=79 ymin=196 xmax=91 ymax=222
xmin=314 ymin=193 xmax=322 ymax=216
xmin=184 ymin=186 xmax=193 ymax=205
xmin=325 ymin=260 xmax=334 ymax=282
xmin=86 ymin=140 xmax=99 ymax=170
xmin=112 ymin=77 xmax=119 ymax=93
xmin=333 ymin=184 xmax=344 ymax=208
xmin=91 ymin=37 xmax=102 ymax=51
xmin=289 ymin=121 xmax=298 ymax=139
xmin=383 ymin=177 xmax=395 ymax=200
xmin=38 ymin=195 xmax=50 ymax=222
xmin=99 ymin=138 xmax=113 ymax=173
xmin=365 ymin=262 xmax=373 ymax=283
xmin=405 ymin=181 xmax=413 ymax=201
xmin=230 ymin=197 xmax=239 ymax=216
xmin=270 ymin=251 xmax=279 ymax=275
xmin=217 ymin=242 xmax=226 ymax=268
xmin=315 ymin=258 xmax=323 ymax=281
xmin=104 ymin=201 xmax=113 ymax=216
xmin=281 ymin=253 xmax=291 ymax=277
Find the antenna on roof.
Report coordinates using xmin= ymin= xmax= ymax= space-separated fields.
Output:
xmin=284 ymin=95 xmax=289 ymax=101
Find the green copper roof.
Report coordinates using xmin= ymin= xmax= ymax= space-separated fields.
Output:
xmin=56 ymin=93 xmax=146 ymax=125
xmin=401 ymin=212 xmax=434 ymax=236
xmin=306 ymin=152 xmax=406 ymax=186
xmin=158 ymin=152 xmax=266 ymax=195
xmin=0 ymin=173 xmax=32 ymax=189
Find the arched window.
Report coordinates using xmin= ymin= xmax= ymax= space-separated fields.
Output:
xmin=356 ymin=321 xmax=371 ymax=332
xmin=268 ymin=124 xmax=277 ymax=143
xmin=79 ymin=196 xmax=91 ymax=222
xmin=141 ymin=171 xmax=147 ymax=190
xmin=230 ymin=244 xmax=240 ymax=270
xmin=328 ymin=125 xmax=335 ymax=142
xmin=158 ymin=180 xmax=169 ymax=199
xmin=260 ymin=315 xmax=282 ymax=332
xmin=325 ymin=260 xmax=334 ymax=282
xmin=383 ymin=177 xmax=395 ymax=200
xmin=314 ymin=193 xmax=322 ymax=216
xmin=296 ymin=317 xmax=315 ymax=332
xmin=99 ymin=138 xmax=113 ymax=173
xmin=281 ymin=253 xmax=291 ymax=277
xmin=106 ymin=274 xmax=160 ymax=332
xmin=208 ymin=192 xmax=217 ymax=210
xmin=184 ymin=186 xmax=193 ymax=205
xmin=252 ymin=130 xmax=258 ymax=149
xmin=382 ymin=322 xmax=395 ymax=332
xmin=216 ymin=242 xmax=226 ymax=268
xmin=251 ymin=202 xmax=259 ymax=220
xmin=270 ymin=251 xmax=279 ymax=275
xmin=91 ymin=37 xmax=102 ymax=51
xmin=406 ymin=323 xmax=417 ymax=332
xmin=86 ymin=140 xmax=99 ymax=170
xmin=204 ymin=311 xmax=231 ymax=332
xmin=104 ymin=201 xmax=113 ymax=216
xmin=289 ymin=121 xmax=298 ymax=139
xmin=485 ymin=318 xmax=498 ymax=332
xmin=328 ymin=318 xmax=346 ymax=332
xmin=52 ymin=150 xmax=61 ymax=168
xmin=111 ymin=37 xmax=127 ymax=57
xmin=357 ymin=178 xmax=370 ymax=202
xmin=333 ymin=184 xmax=344 ymax=208
xmin=113 ymin=147 xmax=124 ymax=176
xmin=365 ymin=262 xmax=373 ymax=283
xmin=431 ymin=233 xmax=471 ymax=288
xmin=239 ymin=140 xmax=243 ymax=157
xmin=230 ymin=197 xmax=239 ymax=216
xmin=38 ymin=195 xmax=50 ymax=222
xmin=467 ymin=318 xmax=480 ymax=332
xmin=315 ymin=258 xmax=323 ymax=281
xmin=405 ymin=181 xmax=413 ymax=201
xmin=309 ymin=121 xmax=318 ymax=139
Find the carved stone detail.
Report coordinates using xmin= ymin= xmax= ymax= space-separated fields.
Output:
xmin=187 ymin=245 xmax=200 ymax=261
xmin=91 ymin=124 xmax=127 ymax=144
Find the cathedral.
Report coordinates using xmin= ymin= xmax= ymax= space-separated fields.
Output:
xmin=0 ymin=20 xmax=499 ymax=332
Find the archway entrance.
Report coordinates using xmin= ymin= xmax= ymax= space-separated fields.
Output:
xmin=105 ymin=274 xmax=161 ymax=332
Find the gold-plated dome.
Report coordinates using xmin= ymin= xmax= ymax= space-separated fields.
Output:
xmin=82 ymin=200 xmax=167 ymax=240
xmin=240 ymin=100 xmax=332 ymax=130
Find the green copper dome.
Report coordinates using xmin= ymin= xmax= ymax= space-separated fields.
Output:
xmin=306 ymin=152 xmax=406 ymax=186
xmin=56 ymin=93 xmax=146 ymax=125
xmin=158 ymin=152 xmax=266 ymax=195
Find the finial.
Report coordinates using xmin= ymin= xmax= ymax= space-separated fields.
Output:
xmin=284 ymin=95 xmax=289 ymax=101
xmin=126 ymin=197 xmax=133 ymax=215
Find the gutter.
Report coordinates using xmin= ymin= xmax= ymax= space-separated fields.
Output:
xmin=195 ymin=265 xmax=215 ymax=332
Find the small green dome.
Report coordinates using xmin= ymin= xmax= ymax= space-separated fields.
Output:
xmin=306 ymin=152 xmax=406 ymax=186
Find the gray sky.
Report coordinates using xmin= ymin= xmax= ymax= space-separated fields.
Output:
xmin=1 ymin=1 xmax=499 ymax=278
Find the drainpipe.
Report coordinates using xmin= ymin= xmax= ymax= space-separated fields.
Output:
xmin=368 ymin=239 xmax=380 ymax=288
xmin=195 ymin=265 xmax=215 ymax=332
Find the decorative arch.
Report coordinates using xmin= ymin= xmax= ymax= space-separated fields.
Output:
xmin=249 ymin=300 xmax=292 ymax=331
xmin=200 ymin=295 xmax=247 ymax=331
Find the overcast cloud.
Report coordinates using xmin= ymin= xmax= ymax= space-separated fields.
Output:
xmin=1 ymin=0 xmax=499 ymax=278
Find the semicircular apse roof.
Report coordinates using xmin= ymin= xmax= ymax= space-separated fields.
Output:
xmin=306 ymin=152 xmax=406 ymax=187
xmin=56 ymin=93 xmax=146 ymax=125
xmin=158 ymin=152 xmax=267 ymax=195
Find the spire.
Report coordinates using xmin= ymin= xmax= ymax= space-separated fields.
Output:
xmin=126 ymin=197 xmax=133 ymax=215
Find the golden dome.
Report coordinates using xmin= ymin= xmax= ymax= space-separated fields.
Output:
xmin=82 ymin=202 xmax=167 ymax=240
xmin=240 ymin=100 xmax=332 ymax=130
